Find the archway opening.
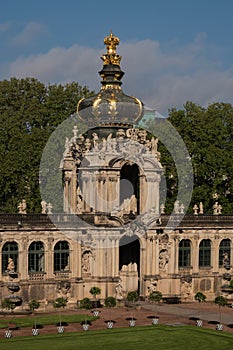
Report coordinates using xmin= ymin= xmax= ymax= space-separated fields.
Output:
xmin=119 ymin=235 xmax=140 ymax=293
xmin=120 ymin=163 xmax=140 ymax=214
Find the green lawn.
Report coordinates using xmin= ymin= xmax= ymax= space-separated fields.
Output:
xmin=0 ymin=314 xmax=95 ymax=329
xmin=1 ymin=326 xmax=233 ymax=350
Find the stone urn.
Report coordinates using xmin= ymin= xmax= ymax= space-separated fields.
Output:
xmin=216 ymin=323 xmax=223 ymax=331
xmin=32 ymin=328 xmax=39 ymax=336
xmin=92 ymin=309 xmax=100 ymax=317
xmin=82 ymin=323 xmax=89 ymax=331
xmin=196 ymin=319 xmax=203 ymax=327
xmin=4 ymin=330 xmax=13 ymax=338
xmin=105 ymin=320 xmax=115 ymax=329
xmin=129 ymin=319 xmax=136 ymax=327
xmin=152 ymin=317 xmax=159 ymax=325
xmin=57 ymin=326 xmax=65 ymax=333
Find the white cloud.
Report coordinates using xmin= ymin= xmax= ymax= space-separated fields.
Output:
xmin=4 ymin=34 xmax=233 ymax=115
xmin=11 ymin=22 xmax=49 ymax=46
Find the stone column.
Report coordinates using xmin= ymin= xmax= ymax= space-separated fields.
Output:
xmin=212 ymin=235 xmax=219 ymax=272
xmin=192 ymin=236 xmax=199 ymax=273
xmin=71 ymin=172 xmax=77 ymax=213
xmin=63 ymin=173 xmax=71 ymax=213
xmin=173 ymin=235 xmax=179 ymax=274
xmin=47 ymin=236 xmax=54 ymax=279
xmin=139 ymin=175 xmax=147 ymax=213
xmin=155 ymin=238 xmax=159 ymax=275
xmin=151 ymin=238 xmax=156 ymax=275
xmin=19 ymin=238 xmax=27 ymax=280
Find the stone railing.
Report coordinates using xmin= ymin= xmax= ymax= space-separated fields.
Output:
xmin=28 ymin=272 xmax=46 ymax=281
xmin=54 ymin=271 xmax=71 ymax=279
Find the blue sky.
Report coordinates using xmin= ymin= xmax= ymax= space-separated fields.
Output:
xmin=1 ymin=0 xmax=233 ymax=115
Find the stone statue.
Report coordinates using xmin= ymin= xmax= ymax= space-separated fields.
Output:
xmin=181 ymin=279 xmax=192 ymax=300
xmin=81 ymin=250 xmax=92 ymax=273
xmin=159 ymin=249 xmax=169 ymax=270
xmin=47 ymin=202 xmax=53 ymax=214
xmin=77 ymin=189 xmax=83 ymax=214
xmin=41 ymin=200 xmax=47 ymax=214
xmin=151 ymin=137 xmax=158 ymax=154
xmin=84 ymin=138 xmax=92 ymax=152
xmin=129 ymin=194 xmax=137 ymax=214
xmin=193 ymin=204 xmax=198 ymax=215
xmin=115 ymin=279 xmax=124 ymax=300
xmin=160 ymin=204 xmax=165 ymax=214
xmin=116 ymin=129 xmax=125 ymax=139
xmin=101 ymin=137 xmax=106 ymax=152
xmin=174 ymin=200 xmax=180 ymax=214
xmin=179 ymin=203 xmax=185 ymax=214
xmin=213 ymin=202 xmax=222 ymax=215
xmin=72 ymin=125 xmax=78 ymax=138
xmin=147 ymin=279 xmax=157 ymax=295
xmin=18 ymin=199 xmax=27 ymax=214
xmin=199 ymin=202 xmax=204 ymax=214
xmin=222 ymin=252 xmax=230 ymax=269
xmin=92 ymin=133 xmax=99 ymax=150
xmin=7 ymin=258 xmax=15 ymax=272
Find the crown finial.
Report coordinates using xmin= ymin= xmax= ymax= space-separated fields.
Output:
xmin=101 ymin=31 xmax=121 ymax=65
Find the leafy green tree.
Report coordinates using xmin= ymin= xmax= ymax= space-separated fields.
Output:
xmin=126 ymin=291 xmax=139 ymax=320
xmin=1 ymin=299 xmax=16 ymax=313
xmin=126 ymin=291 xmax=139 ymax=303
xmin=79 ymin=297 xmax=92 ymax=325
xmin=79 ymin=297 xmax=92 ymax=310
xmin=214 ymin=295 xmax=227 ymax=324
xmin=104 ymin=296 xmax=116 ymax=322
xmin=89 ymin=286 xmax=101 ymax=299
xmin=29 ymin=299 xmax=40 ymax=312
xmin=149 ymin=291 xmax=163 ymax=304
xmin=0 ymin=78 xmax=94 ymax=213
xmin=143 ymin=101 xmax=233 ymax=213
xmin=168 ymin=102 xmax=233 ymax=213
xmin=195 ymin=292 xmax=206 ymax=303
xmin=53 ymin=297 xmax=68 ymax=326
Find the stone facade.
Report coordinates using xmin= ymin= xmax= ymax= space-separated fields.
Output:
xmin=0 ymin=214 xmax=233 ymax=308
xmin=0 ymin=33 xmax=233 ymax=309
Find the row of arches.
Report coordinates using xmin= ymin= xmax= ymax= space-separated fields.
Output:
xmin=1 ymin=241 xmax=70 ymax=274
xmin=179 ymin=239 xmax=231 ymax=268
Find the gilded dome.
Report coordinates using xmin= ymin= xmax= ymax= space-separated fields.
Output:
xmin=77 ymin=32 xmax=144 ymax=127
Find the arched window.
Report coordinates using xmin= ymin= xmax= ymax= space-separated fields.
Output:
xmin=199 ymin=239 xmax=211 ymax=267
xmin=2 ymin=241 xmax=18 ymax=273
xmin=179 ymin=239 xmax=191 ymax=268
xmin=28 ymin=241 xmax=44 ymax=272
xmin=219 ymin=239 xmax=231 ymax=268
xmin=54 ymin=241 xmax=70 ymax=272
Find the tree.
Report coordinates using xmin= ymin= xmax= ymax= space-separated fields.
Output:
xmin=28 ymin=299 xmax=40 ymax=312
xmin=89 ymin=286 xmax=101 ymax=299
xmin=214 ymin=295 xmax=227 ymax=324
xmin=149 ymin=291 xmax=163 ymax=304
xmin=53 ymin=297 xmax=67 ymax=327
xmin=1 ymin=299 xmax=16 ymax=313
xmin=79 ymin=297 xmax=92 ymax=325
xmin=29 ymin=299 xmax=40 ymax=329
xmin=143 ymin=101 xmax=233 ymax=213
xmin=126 ymin=291 xmax=139 ymax=320
xmin=104 ymin=296 xmax=116 ymax=322
xmin=168 ymin=102 xmax=233 ymax=213
xmin=0 ymin=78 xmax=94 ymax=213
xmin=194 ymin=292 xmax=206 ymax=303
